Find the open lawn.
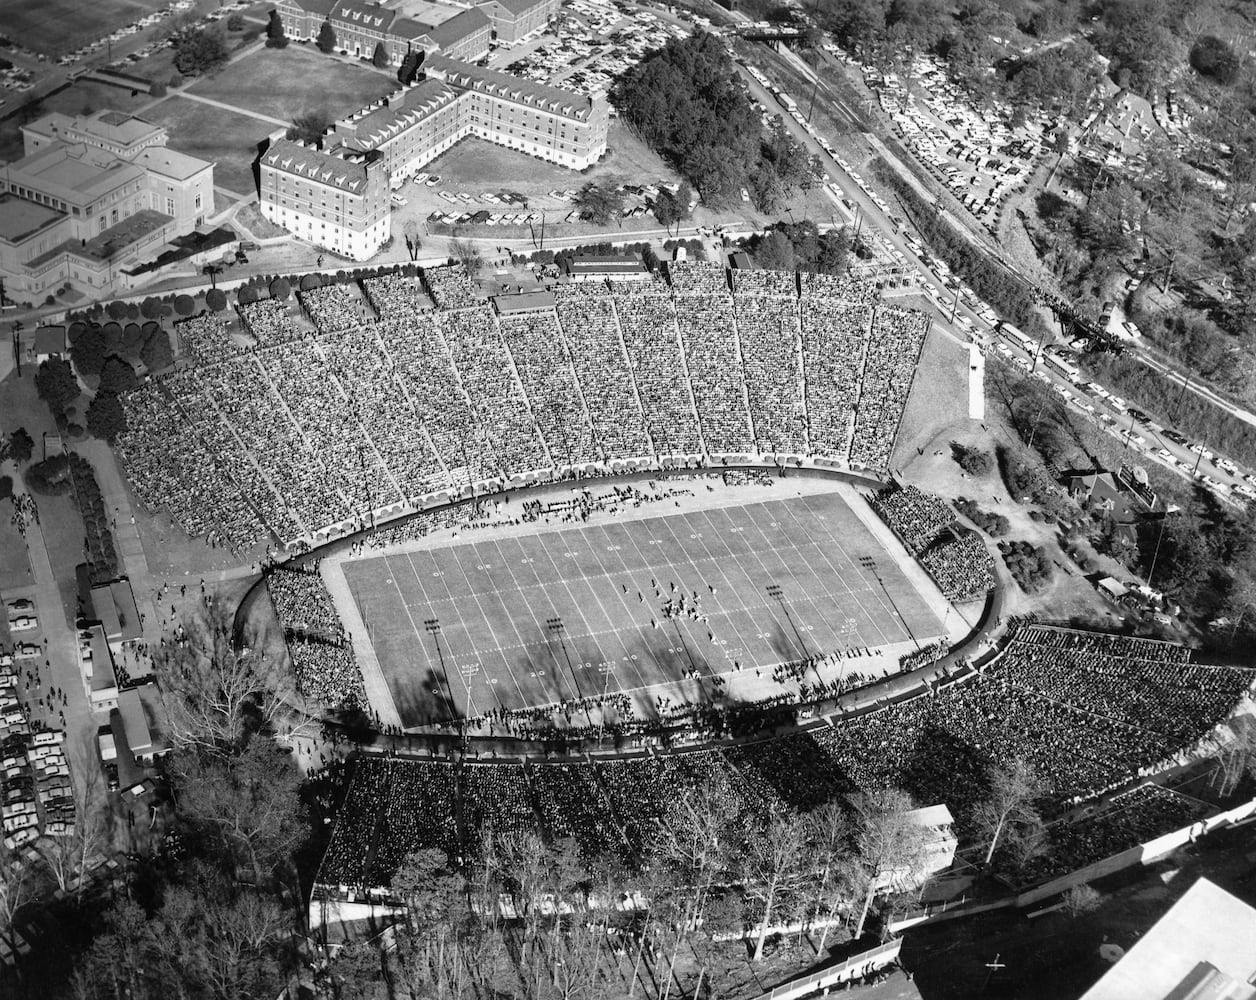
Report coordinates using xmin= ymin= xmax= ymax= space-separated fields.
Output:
xmin=336 ymin=490 xmax=943 ymax=728
xmin=891 ymin=320 xmax=972 ymax=469
xmin=0 ymin=517 xmax=34 ymax=592
xmin=143 ymin=96 xmax=264 ymax=195
xmin=187 ymin=45 xmax=396 ymax=125
xmin=3 ymin=0 xmax=164 ymax=55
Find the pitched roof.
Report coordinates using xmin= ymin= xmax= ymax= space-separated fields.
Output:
xmin=329 ymin=0 xmax=397 ymax=31
xmin=134 ymin=146 xmax=213 ymax=181
xmin=424 ymin=53 xmax=593 ymax=120
xmin=261 ymin=139 xmax=372 ymax=194
xmin=426 ymin=6 xmax=490 ymax=46
xmin=336 ymin=79 xmax=459 ymax=151
xmin=476 ymin=0 xmax=549 ymax=17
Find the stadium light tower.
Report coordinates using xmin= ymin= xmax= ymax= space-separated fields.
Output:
xmin=767 ymin=583 xmax=818 ymax=681
xmin=424 ymin=618 xmax=461 ymax=739
xmin=863 ymin=559 xmax=920 ymax=651
xmin=546 ymin=616 xmax=590 ymax=716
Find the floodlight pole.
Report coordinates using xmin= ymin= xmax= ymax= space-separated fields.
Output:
xmin=425 ymin=618 xmax=461 ymax=741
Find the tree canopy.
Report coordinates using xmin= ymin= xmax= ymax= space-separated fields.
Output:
xmin=316 ymin=19 xmax=337 ymax=53
xmin=612 ymin=32 xmax=762 ymax=206
xmin=172 ymin=27 xmax=229 ymax=76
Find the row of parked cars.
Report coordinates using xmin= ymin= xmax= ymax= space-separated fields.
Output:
xmin=1 ymin=598 xmax=72 ymax=850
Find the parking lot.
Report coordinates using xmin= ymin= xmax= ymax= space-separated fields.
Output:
xmin=498 ymin=0 xmax=687 ymax=98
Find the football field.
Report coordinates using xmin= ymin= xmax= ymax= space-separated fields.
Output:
xmin=337 ymin=491 xmax=944 ymax=728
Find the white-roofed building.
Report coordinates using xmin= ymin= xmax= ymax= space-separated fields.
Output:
xmin=1081 ymin=877 xmax=1256 ymax=1000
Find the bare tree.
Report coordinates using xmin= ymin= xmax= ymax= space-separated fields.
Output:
xmin=166 ymin=736 xmax=304 ymax=880
xmin=648 ymin=782 xmax=738 ymax=1000
xmin=1214 ymin=717 xmax=1256 ymax=796
xmin=449 ymin=239 xmax=484 ymax=279
xmin=849 ymin=788 xmax=931 ymax=940
xmin=0 ymin=845 xmax=43 ymax=961
xmin=154 ymin=602 xmax=294 ymax=751
xmin=804 ymin=800 xmax=859 ymax=951
xmin=403 ymin=219 xmax=423 ymax=262
xmin=973 ymin=758 xmax=1046 ymax=867
xmin=38 ymin=750 xmax=112 ymax=895
xmin=740 ymin=811 xmax=809 ymax=961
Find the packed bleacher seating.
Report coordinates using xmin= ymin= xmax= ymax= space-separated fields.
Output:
xmin=237 ymin=298 xmax=309 ymax=346
xmin=1003 ymin=783 xmax=1207 ymax=885
xmin=498 ymin=312 xmax=598 ymax=467
xmin=319 ymin=324 xmax=449 ymax=500
xmin=318 ymin=627 xmax=1252 ymax=890
xmin=422 ymin=264 xmax=480 ymax=309
xmin=553 ymin=288 xmax=651 ymax=460
xmin=298 ymin=283 xmax=370 ymax=335
xmin=735 ymin=295 xmax=806 ymax=454
xmin=675 ymin=294 xmax=753 ymax=454
xmin=871 ymin=484 xmax=957 ymax=553
xmin=850 ymin=306 xmax=928 ymax=469
xmin=174 ymin=312 xmax=238 ymax=365
xmin=800 ymin=271 xmax=881 ymax=305
xmin=267 ymin=566 xmax=345 ymax=640
xmin=614 ymin=293 xmax=704 ymax=455
xmin=800 ymin=299 xmax=871 ymax=459
xmin=361 ymin=271 xmax=433 ymax=319
xmin=116 ymin=263 xmax=933 ymax=548
xmin=666 ymin=259 xmax=729 ymax=295
xmin=732 ymin=268 xmax=797 ymax=297
xmin=442 ymin=306 xmax=550 ymax=475
xmin=919 ymin=531 xmax=995 ymax=602
xmin=288 ymin=638 xmax=366 ymax=709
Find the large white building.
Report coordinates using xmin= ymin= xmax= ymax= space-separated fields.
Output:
xmin=261 ymin=55 xmax=607 ymax=260
xmin=259 ymin=141 xmax=391 ymax=262
xmin=0 ymin=110 xmax=214 ymax=303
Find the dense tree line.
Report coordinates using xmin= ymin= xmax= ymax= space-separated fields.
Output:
xmin=745 ymin=219 xmax=850 ymax=274
xmin=613 ymin=32 xmax=815 ymax=209
xmin=869 ymin=158 xmax=1035 ymax=325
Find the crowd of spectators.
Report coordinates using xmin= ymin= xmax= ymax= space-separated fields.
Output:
xmin=266 ymin=566 xmax=345 ymax=640
xmin=114 ymin=263 xmax=930 ymax=549
xmin=666 ymin=260 xmax=729 ymax=295
xmin=289 ymin=638 xmax=366 ymax=710
xmin=919 ymin=531 xmax=995 ymax=602
xmin=498 ymin=312 xmax=599 ymax=467
xmin=800 ymin=272 xmax=881 ymax=305
xmin=443 ymin=306 xmax=550 ymax=476
xmin=237 ymin=298 xmax=309 ymax=347
xmin=871 ymin=484 xmax=958 ymax=553
xmin=313 ymin=622 xmax=1252 ymax=890
xmin=422 ymin=265 xmax=481 ymax=309
xmin=614 ymin=293 xmax=704 ymax=456
xmin=298 ymin=283 xmax=370 ymax=335
xmin=732 ymin=268 xmax=797 ymax=296
xmin=800 ymin=300 xmax=871 ymax=458
xmin=675 ymin=294 xmax=754 ymax=455
xmin=849 ymin=307 xmax=929 ymax=469
xmin=175 ymin=313 xmax=238 ymax=365
xmin=735 ymin=295 xmax=806 ymax=454
xmin=553 ymin=287 xmax=651 ymax=460
xmin=1003 ymin=783 xmax=1207 ymax=886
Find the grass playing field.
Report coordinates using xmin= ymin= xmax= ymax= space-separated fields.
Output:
xmin=337 ymin=491 xmax=944 ymax=728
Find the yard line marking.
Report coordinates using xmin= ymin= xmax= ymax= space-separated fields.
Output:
xmin=487 ymin=537 xmax=551 ymax=708
xmin=504 ymin=533 xmax=582 ymax=705
xmin=572 ymin=524 xmax=651 ymax=692
xmin=402 ymin=549 xmax=485 ymax=720
xmin=665 ymin=507 xmax=761 ymax=671
xmin=791 ymin=494 xmax=895 ymax=647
